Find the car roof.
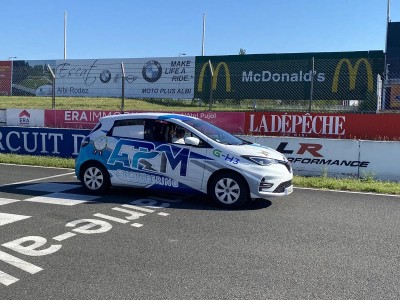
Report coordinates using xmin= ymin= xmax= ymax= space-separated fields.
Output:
xmin=99 ymin=112 xmax=199 ymax=123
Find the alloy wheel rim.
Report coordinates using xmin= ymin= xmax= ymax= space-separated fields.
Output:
xmin=215 ymin=178 xmax=240 ymax=204
xmin=84 ymin=167 xmax=104 ymax=190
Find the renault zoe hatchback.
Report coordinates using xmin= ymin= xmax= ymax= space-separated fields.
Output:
xmin=75 ymin=113 xmax=293 ymax=208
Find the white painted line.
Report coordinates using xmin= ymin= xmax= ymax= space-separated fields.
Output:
xmin=122 ymin=204 xmax=155 ymax=213
xmin=24 ymin=193 xmax=98 ymax=206
xmin=0 ymin=162 xmax=73 ymax=171
xmin=0 ymin=172 xmax=76 ymax=188
xmin=94 ymin=213 xmax=129 ymax=224
xmin=0 ymin=212 xmax=31 ymax=226
xmin=0 ymin=270 xmax=19 ymax=286
xmin=53 ymin=232 xmax=77 ymax=241
xmin=157 ymin=212 xmax=170 ymax=217
xmin=17 ymin=183 xmax=79 ymax=193
xmin=0 ymin=198 xmax=20 ymax=206
xmin=112 ymin=207 xmax=146 ymax=220
xmin=0 ymin=250 xmax=43 ymax=274
xmin=294 ymin=187 xmax=400 ymax=197
xmin=131 ymin=223 xmax=143 ymax=228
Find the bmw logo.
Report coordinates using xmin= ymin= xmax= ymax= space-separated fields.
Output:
xmin=142 ymin=60 xmax=162 ymax=82
xmin=100 ymin=70 xmax=112 ymax=83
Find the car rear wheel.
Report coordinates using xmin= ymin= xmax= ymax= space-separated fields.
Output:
xmin=209 ymin=172 xmax=249 ymax=208
xmin=81 ymin=162 xmax=110 ymax=194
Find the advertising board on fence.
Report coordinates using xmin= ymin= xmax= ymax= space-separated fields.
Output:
xmin=195 ymin=51 xmax=384 ymax=100
xmin=244 ymin=112 xmax=400 ymax=140
xmin=6 ymin=109 xmax=45 ymax=127
xmin=53 ymin=57 xmax=195 ymax=99
xmin=44 ymin=110 xmax=245 ymax=133
xmin=3 ymin=108 xmax=399 ymax=140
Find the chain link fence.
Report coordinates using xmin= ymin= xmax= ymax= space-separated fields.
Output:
xmin=2 ymin=54 xmax=398 ymax=113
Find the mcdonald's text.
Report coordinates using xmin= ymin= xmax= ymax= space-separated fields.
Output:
xmin=242 ymin=70 xmax=325 ymax=83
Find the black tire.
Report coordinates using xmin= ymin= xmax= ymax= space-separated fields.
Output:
xmin=80 ymin=162 xmax=110 ymax=195
xmin=208 ymin=172 xmax=249 ymax=208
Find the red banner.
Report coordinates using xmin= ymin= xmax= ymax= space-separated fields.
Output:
xmin=0 ymin=61 xmax=12 ymax=96
xmin=44 ymin=110 xmax=245 ymax=133
xmin=244 ymin=112 xmax=400 ymax=140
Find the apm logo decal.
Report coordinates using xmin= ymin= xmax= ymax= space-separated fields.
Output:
xmin=142 ymin=60 xmax=162 ymax=82
xmin=108 ymin=139 xmax=190 ymax=176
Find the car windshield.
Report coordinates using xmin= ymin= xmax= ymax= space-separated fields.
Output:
xmin=182 ymin=118 xmax=247 ymax=145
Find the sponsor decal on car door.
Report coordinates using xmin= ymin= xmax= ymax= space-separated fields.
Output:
xmin=106 ymin=138 xmax=208 ymax=192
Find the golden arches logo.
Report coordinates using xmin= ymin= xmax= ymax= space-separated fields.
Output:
xmin=197 ymin=62 xmax=231 ymax=92
xmin=332 ymin=58 xmax=373 ymax=93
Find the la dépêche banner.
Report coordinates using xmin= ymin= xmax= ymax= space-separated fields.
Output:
xmin=245 ymin=112 xmax=400 ymax=140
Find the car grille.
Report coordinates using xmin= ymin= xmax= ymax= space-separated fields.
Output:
xmin=273 ymin=180 xmax=292 ymax=193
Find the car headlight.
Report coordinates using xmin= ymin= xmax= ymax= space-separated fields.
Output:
xmin=242 ymin=155 xmax=277 ymax=166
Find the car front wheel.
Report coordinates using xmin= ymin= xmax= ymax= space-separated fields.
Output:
xmin=208 ymin=172 xmax=249 ymax=208
xmin=81 ymin=162 xmax=110 ymax=194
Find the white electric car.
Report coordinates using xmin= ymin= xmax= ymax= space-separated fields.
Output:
xmin=75 ymin=113 xmax=293 ymax=208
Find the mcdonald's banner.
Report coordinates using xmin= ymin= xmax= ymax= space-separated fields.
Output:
xmin=195 ymin=51 xmax=384 ymax=101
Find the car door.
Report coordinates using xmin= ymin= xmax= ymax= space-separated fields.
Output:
xmin=106 ymin=118 xmax=209 ymax=194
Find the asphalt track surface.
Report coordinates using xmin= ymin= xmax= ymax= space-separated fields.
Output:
xmin=0 ymin=164 xmax=399 ymax=300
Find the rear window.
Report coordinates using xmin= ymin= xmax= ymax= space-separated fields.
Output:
xmin=110 ymin=119 xmax=145 ymax=139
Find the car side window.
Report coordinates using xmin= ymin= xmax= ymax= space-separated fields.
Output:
xmin=110 ymin=119 xmax=145 ymax=139
xmin=166 ymin=122 xmax=209 ymax=147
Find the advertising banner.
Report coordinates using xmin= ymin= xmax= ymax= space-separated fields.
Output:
xmin=6 ymin=109 xmax=45 ymax=127
xmin=244 ymin=112 xmax=400 ymax=140
xmin=44 ymin=110 xmax=245 ymax=133
xmin=0 ymin=61 xmax=12 ymax=96
xmin=243 ymin=136 xmax=366 ymax=178
xmin=53 ymin=57 xmax=195 ymax=99
xmin=194 ymin=51 xmax=384 ymax=100
xmin=0 ymin=127 xmax=90 ymax=158
xmin=11 ymin=60 xmax=55 ymax=96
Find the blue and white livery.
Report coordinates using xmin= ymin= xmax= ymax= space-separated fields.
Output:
xmin=75 ymin=113 xmax=293 ymax=208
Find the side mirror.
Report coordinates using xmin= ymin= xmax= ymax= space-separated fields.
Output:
xmin=184 ymin=137 xmax=200 ymax=146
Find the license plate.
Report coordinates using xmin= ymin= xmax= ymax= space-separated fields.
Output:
xmin=285 ymin=185 xmax=294 ymax=195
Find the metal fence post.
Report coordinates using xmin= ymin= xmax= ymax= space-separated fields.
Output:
xmin=376 ymin=74 xmax=382 ymax=113
xmin=121 ymin=62 xmax=126 ymax=112
xmin=309 ymin=57 xmax=315 ymax=113
xmin=47 ymin=64 xmax=56 ymax=109
xmin=208 ymin=60 xmax=214 ymax=111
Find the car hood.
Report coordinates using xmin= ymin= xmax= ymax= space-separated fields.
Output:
xmin=223 ymin=143 xmax=287 ymax=161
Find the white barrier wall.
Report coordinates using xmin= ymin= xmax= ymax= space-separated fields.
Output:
xmin=241 ymin=136 xmax=400 ymax=182
xmin=359 ymin=140 xmax=400 ymax=181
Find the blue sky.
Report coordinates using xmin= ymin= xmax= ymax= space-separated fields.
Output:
xmin=1 ymin=0 xmax=399 ymax=60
